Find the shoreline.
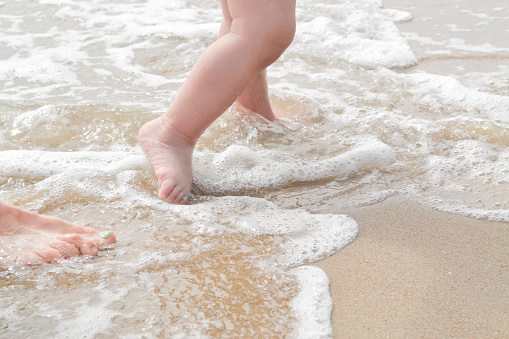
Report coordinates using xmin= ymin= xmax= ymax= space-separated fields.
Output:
xmin=314 ymin=196 xmax=509 ymax=337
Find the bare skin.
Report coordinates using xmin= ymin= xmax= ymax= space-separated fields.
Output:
xmin=217 ymin=3 xmax=277 ymax=122
xmin=138 ymin=0 xmax=296 ymax=204
xmin=234 ymin=70 xmax=277 ymax=121
xmin=0 ymin=202 xmax=116 ymax=268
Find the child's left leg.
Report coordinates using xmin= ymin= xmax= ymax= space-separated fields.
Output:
xmin=235 ymin=70 xmax=276 ymax=121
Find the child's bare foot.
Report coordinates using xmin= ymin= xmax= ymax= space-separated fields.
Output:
xmin=0 ymin=202 xmax=116 ymax=268
xmin=233 ymin=102 xmax=292 ymax=128
xmin=138 ymin=117 xmax=195 ymax=204
xmin=234 ymin=102 xmax=277 ymax=122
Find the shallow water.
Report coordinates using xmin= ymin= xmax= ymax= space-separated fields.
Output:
xmin=1 ymin=0 xmax=508 ymax=337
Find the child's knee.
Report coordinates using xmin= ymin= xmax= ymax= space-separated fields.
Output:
xmin=228 ymin=0 xmax=295 ymax=67
xmin=267 ymin=20 xmax=296 ymax=54
xmin=250 ymin=16 xmax=296 ymax=66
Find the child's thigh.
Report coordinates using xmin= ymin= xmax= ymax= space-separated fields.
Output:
xmin=225 ymin=0 xmax=295 ymax=25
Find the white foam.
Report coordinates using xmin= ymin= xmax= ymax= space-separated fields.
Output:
xmin=402 ymin=31 xmax=509 ymax=54
xmin=289 ymin=266 xmax=333 ymax=339
xmin=52 ymin=281 xmax=125 ymax=338
xmin=195 ymin=141 xmax=395 ymax=194
xmin=0 ymin=150 xmax=145 ymax=179
xmin=12 ymin=105 xmax=69 ymax=130
xmin=0 ymin=51 xmax=81 ymax=86
xmin=184 ymin=196 xmax=358 ymax=267
xmin=398 ymin=71 xmax=509 ymax=125
xmin=293 ymin=0 xmax=417 ymax=69
xmin=380 ymin=8 xmax=413 ymax=22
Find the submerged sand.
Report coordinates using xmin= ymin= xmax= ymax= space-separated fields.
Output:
xmin=315 ymin=196 xmax=509 ymax=338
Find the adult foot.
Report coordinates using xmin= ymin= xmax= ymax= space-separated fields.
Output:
xmin=0 ymin=202 xmax=116 ymax=268
xmin=138 ymin=117 xmax=195 ymax=204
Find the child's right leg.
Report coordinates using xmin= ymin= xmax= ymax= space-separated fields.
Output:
xmin=217 ymin=4 xmax=277 ymax=122
xmin=138 ymin=0 xmax=296 ymax=204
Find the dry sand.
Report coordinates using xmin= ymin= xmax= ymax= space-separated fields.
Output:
xmin=315 ymin=196 xmax=509 ymax=338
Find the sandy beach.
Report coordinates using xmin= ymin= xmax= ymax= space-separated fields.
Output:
xmin=315 ymin=196 xmax=509 ymax=338
xmin=1 ymin=0 xmax=508 ymax=336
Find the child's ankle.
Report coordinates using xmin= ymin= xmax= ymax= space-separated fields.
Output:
xmin=157 ymin=116 xmax=198 ymax=148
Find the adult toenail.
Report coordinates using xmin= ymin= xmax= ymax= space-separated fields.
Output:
xmin=100 ymin=231 xmax=111 ymax=238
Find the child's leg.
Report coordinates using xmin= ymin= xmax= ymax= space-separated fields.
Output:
xmin=0 ymin=202 xmax=116 ymax=267
xmin=235 ymin=70 xmax=276 ymax=121
xmin=217 ymin=7 xmax=276 ymax=121
xmin=138 ymin=0 xmax=295 ymax=204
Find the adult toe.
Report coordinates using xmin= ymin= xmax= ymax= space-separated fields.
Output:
xmin=58 ymin=234 xmax=98 ymax=256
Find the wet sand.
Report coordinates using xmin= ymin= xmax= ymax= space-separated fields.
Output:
xmin=315 ymin=196 xmax=509 ymax=338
